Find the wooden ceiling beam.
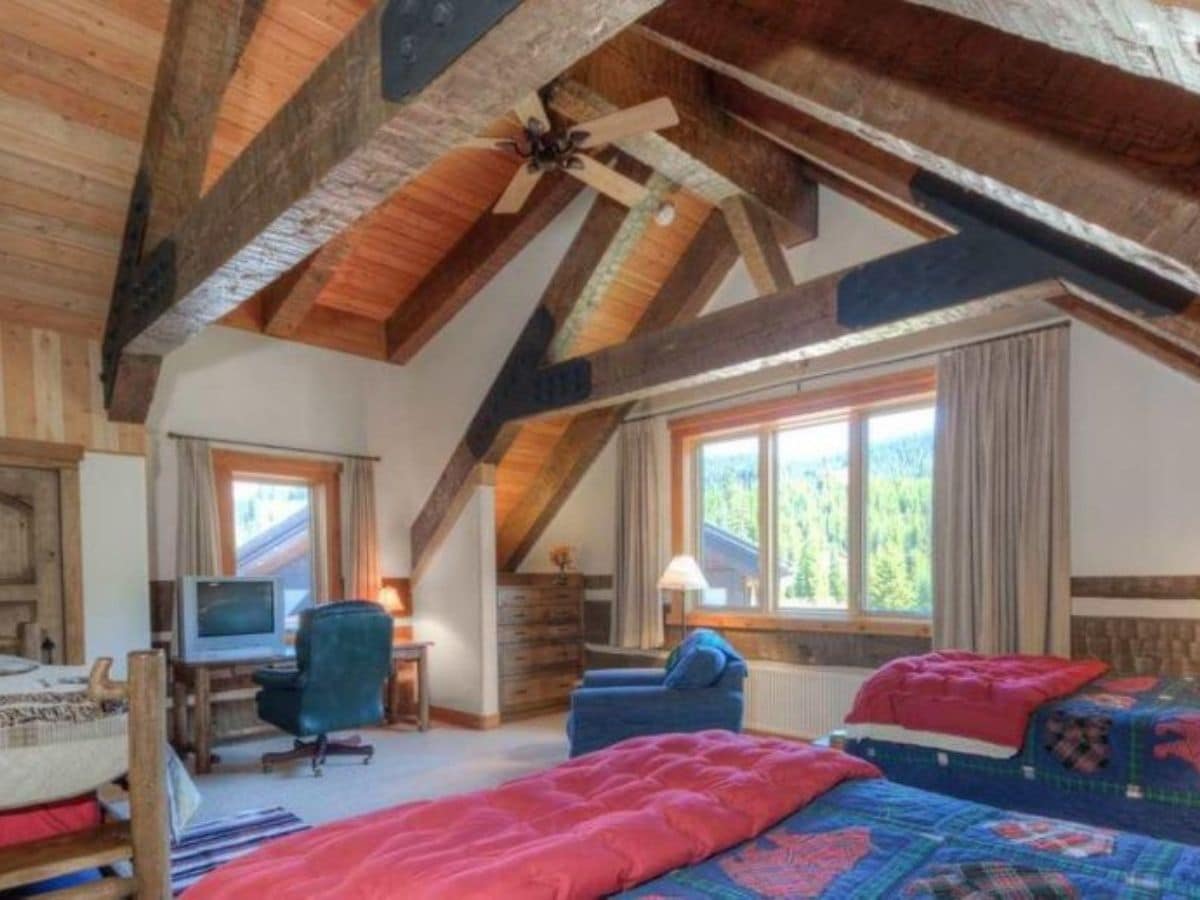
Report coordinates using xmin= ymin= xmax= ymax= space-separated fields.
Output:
xmin=710 ymin=77 xmax=1200 ymax=377
xmin=495 ymin=211 xmax=739 ymax=571
xmin=638 ymin=0 xmax=1200 ymax=295
xmin=720 ymin=194 xmax=793 ymax=295
xmin=384 ymin=155 xmax=594 ymax=365
xmin=102 ymin=0 xmax=665 ymax=419
xmin=103 ymin=0 xmax=247 ymax=423
xmin=261 ymin=235 xmax=352 ymax=338
xmin=550 ymin=28 xmax=818 ymax=246
xmin=410 ymin=184 xmax=644 ymax=581
xmin=511 ymin=174 xmax=1200 ymax=421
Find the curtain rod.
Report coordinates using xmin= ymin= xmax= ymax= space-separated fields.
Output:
xmin=165 ymin=431 xmax=380 ymax=463
xmin=625 ymin=319 xmax=1070 ymax=424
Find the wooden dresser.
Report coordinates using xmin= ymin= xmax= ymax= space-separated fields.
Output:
xmin=497 ymin=573 xmax=584 ymax=719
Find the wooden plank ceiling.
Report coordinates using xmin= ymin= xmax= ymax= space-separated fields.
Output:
xmin=0 ymin=0 xmax=371 ymax=340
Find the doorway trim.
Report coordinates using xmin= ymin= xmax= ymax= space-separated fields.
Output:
xmin=0 ymin=437 xmax=85 ymax=663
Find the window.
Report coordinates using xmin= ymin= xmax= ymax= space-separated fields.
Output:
xmin=698 ymin=435 xmax=760 ymax=607
xmin=213 ymin=451 xmax=342 ymax=631
xmin=775 ymin=420 xmax=849 ymax=611
xmin=675 ymin=370 xmax=936 ymax=623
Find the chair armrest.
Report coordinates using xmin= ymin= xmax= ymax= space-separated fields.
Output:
xmin=579 ymin=668 xmax=665 ymax=689
xmin=253 ymin=666 xmax=301 ymax=690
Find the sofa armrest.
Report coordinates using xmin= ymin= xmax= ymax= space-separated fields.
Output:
xmin=253 ymin=666 xmax=301 ymax=690
xmin=580 ymin=668 xmax=666 ymax=689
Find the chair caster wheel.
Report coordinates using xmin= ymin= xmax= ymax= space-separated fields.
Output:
xmin=363 ymin=756 xmax=372 ymax=765
xmin=313 ymin=767 xmax=323 ymax=778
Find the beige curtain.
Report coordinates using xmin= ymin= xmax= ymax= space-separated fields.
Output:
xmin=933 ymin=327 xmax=1071 ymax=655
xmin=343 ymin=458 xmax=380 ymax=601
xmin=613 ymin=420 xmax=664 ymax=649
xmin=176 ymin=438 xmax=221 ymax=577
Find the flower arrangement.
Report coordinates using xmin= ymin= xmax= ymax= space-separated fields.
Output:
xmin=549 ymin=544 xmax=577 ymax=584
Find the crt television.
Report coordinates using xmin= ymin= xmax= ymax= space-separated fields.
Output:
xmin=178 ymin=576 xmax=286 ymax=662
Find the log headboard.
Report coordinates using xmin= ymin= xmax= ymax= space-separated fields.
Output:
xmin=1070 ymin=576 xmax=1200 ymax=675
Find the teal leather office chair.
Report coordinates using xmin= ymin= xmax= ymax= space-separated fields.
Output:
xmin=253 ymin=600 xmax=392 ymax=776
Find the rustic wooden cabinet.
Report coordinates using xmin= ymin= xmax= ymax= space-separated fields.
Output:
xmin=497 ymin=573 xmax=583 ymax=719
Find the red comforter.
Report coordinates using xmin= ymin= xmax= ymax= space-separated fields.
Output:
xmin=186 ymin=731 xmax=879 ymax=899
xmin=845 ymin=651 xmax=1108 ymax=750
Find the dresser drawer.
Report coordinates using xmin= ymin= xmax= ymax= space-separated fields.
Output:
xmin=497 ymin=602 xmax=579 ymax=626
xmin=500 ymin=643 xmax=580 ymax=676
xmin=500 ymin=673 xmax=578 ymax=711
xmin=498 ymin=586 xmax=580 ymax=608
xmin=498 ymin=622 xmax=581 ymax=645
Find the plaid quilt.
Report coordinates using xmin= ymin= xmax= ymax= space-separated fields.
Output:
xmin=846 ymin=675 xmax=1200 ymax=845
xmin=622 ymin=778 xmax=1200 ymax=898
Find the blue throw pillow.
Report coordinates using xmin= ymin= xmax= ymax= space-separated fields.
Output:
xmin=666 ymin=628 xmax=743 ymax=675
xmin=664 ymin=644 xmax=727 ymax=689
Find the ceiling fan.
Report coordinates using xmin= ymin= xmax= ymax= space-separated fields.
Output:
xmin=466 ymin=92 xmax=680 ymax=218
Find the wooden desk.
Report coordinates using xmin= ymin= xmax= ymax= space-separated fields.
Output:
xmin=173 ymin=641 xmax=431 ymax=775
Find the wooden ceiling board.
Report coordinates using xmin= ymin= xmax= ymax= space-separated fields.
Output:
xmin=0 ymin=0 xmax=162 ymax=334
xmin=201 ymin=0 xmax=372 ymax=188
xmin=313 ymin=148 xmax=522 ymax=320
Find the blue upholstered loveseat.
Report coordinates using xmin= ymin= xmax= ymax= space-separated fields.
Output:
xmin=566 ymin=629 xmax=746 ymax=757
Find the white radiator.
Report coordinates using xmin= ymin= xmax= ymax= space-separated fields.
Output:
xmin=744 ymin=662 xmax=872 ymax=739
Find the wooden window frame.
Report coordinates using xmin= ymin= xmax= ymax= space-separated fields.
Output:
xmin=669 ymin=369 xmax=936 ymax=638
xmin=211 ymin=450 xmax=343 ymax=602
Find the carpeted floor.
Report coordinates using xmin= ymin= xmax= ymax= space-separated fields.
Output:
xmin=190 ymin=712 xmax=569 ymax=826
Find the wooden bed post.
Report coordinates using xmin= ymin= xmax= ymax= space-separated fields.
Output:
xmin=90 ymin=652 xmax=170 ymax=898
xmin=128 ymin=651 xmax=170 ymax=899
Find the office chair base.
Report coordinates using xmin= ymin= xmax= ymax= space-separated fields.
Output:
xmin=261 ymin=733 xmax=374 ymax=776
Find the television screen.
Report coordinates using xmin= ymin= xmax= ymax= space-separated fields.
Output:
xmin=196 ymin=580 xmax=276 ymax=638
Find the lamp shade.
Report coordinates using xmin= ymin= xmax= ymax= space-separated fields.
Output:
xmin=657 ymin=555 xmax=709 ymax=592
xmin=377 ymin=585 xmax=403 ymax=613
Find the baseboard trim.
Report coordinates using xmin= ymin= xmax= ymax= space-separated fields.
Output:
xmin=430 ymin=705 xmax=502 ymax=730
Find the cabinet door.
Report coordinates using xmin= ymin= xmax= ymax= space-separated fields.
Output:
xmin=0 ymin=467 xmax=63 ymax=661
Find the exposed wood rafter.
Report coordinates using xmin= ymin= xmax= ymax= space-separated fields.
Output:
xmin=720 ymin=194 xmax=794 ymax=295
xmin=103 ymin=0 xmax=666 ymax=420
xmin=495 ymin=211 xmax=740 ymax=570
xmin=514 ymin=174 xmax=1198 ymax=420
xmin=262 ymin=236 xmax=353 ymax=339
xmin=709 ymin=77 xmax=1200 ymax=378
xmin=637 ymin=0 xmax=1200 ymax=296
xmin=384 ymin=153 xmax=599 ymax=364
xmin=551 ymin=28 xmax=818 ymax=246
xmin=410 ymin=178 xmax=648 ymax=580
xmin=103 ymin=0 xmax=248 ymax=422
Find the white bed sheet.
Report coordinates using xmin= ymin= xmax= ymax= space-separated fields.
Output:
xmin=0 ymin=659 xmax=127 ymax=811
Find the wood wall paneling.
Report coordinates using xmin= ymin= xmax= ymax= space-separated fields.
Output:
xmin=0 ymin=323 xmax=143 ymax=454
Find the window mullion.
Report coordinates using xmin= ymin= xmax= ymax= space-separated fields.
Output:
xmin=760 ymin=427 xmax=773 ymax=613
xmin=848 ymin=412 xmax=866 ymax=618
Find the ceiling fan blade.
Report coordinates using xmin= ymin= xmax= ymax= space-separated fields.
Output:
xmin=493 ymin=165 xmax=544 ymax=214
xmin=571 ymin=98 xmax=680 ymax=149
xmin=463 ymin=136 xmax=518 ymax=153
xmin=514 ymin=92 xmax=551 ymax=134
xmin=567 ymin=155 xmax=649 ymax=208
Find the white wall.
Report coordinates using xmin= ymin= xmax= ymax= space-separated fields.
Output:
xmin=412 ymin=487 xmax=498 ymax=716
xmin=146 ymin=325 xmax=391 ymax=579
xmin=81 ymin=452 xmax=150 ymax=676
xmin=1070 ymin=322 xmax=1200 ymax=574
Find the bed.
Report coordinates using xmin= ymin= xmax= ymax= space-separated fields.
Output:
xmin=843 ymin=652 xmax=1200 ymax=845
xmin=0 ymin=651 xmax=172 ymax=898
xmin=184 ymin=730 xmax=1200 ymax=899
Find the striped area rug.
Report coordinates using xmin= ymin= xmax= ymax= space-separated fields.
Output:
xmin=171 ymin=806 xmax=309 ymax=895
